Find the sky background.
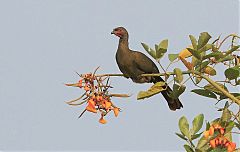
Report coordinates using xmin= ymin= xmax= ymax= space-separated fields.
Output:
xmin=0 ymin=0 xmax=239 ymax=151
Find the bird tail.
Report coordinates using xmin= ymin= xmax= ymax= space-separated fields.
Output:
xmin=153 ymin=77 xmax=183 ymax=111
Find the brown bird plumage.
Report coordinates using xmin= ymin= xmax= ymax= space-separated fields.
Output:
xmin=111 ymin=27 xmax=183 ymax=111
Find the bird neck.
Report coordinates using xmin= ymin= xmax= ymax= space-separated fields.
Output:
xmin=118 ymin=37 xmax=130 ymax=52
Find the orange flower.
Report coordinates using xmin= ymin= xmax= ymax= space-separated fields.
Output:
xmin=219 ymin=128 xmax=225 ymax=135
xmin=84 ymin=85 xmax=90 ymax=91
xmin=227 ymin=142 xmax=236 ymax=152
xmin=209 ymin=126 xmax=215 ymax=136
xmin=96 ymin=95 xmax=103 ymax=101
xmin=203 ymin=130 xmax=210 ymax=138
xmin=86 ymin=99 xmax=97 ymax=113
xmin=99 ymin=116 xmax=107 ymax=124
xmin=88 ymin=99 xmax=95 ymax=107
xmin=210 ymin=139 xmax=216 ymax=148
xmin=105 ymin=101 xmax=112 ymax=110
xmin=113 ymin=107 xmax=120 ymax=117
xmin=78 ymin=79 xmax=83 ymax=88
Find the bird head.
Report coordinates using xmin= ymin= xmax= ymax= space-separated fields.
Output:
xmin=111 ymin=27 xmax=128 ymax=39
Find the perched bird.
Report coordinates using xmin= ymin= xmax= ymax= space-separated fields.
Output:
xmin=111 ymin=27 xmax=183 ymax=111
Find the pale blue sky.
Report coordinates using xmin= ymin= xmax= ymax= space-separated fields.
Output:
xmin=0 ymin=0 xmax=239 ymax=151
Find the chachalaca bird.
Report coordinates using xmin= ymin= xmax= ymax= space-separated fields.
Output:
xmin=111 ymin=27 xmax=183 ymax=111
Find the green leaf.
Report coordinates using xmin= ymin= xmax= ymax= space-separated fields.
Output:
xmin=210 ymin=147 xmax=227 ymax=152
xmin=206 ymin=122 xmax=210 ymax=130
xmin=179 ymin=116 xmax=190 ymax=139
xmin=224 ymin=66 xmax=240 ymax=80
xmin=137 ymin=82 xmax=166 ymax=100
xmin=175 ymin=132 xmax=188 ymax=141
xmin=198 ymin=44 xmax=212 ymax=53
xmin=156 ymin=40 xmax=168 ymax=60
xmin=189 ymin=35 xmax=197 ymax=49
xmin=197 ymin=32 xmax=211 ymax=50
xmin=191 ymin=89 xmax=217 ymax=99
xmin=158 ymin=39 xmax=168 ymax=52
xmin=192 ymin=114 xmax=204 ymax=134
xmin=168 ymin=53 xmax=179 ymax=62
xmin=235 ymin=122 xmax=240 ymax=130
xmin=224 ymin=131 xmax=232 ymax=142
xmin=195 ymin=61 xmax=210 ymax=72
xmin=204 ymin=66 xmax=216 ymax=76
xmin=195 ymin=76 xmax=202 ymax=84
xmin=184 ymin=144 xmax=194 ymax=152
xmin=191 ymin=132 xmax=202 ymax=140
xmin=174 ymin=68 xmax=183 ymax=83
xmin=187 ymin=48 xmax=202 ymax=60
xmin=141 ymin=43 xmax=156 ymax=59
xmin=225 ymin=121 xmax=234 ymax=133
xmin=154 ymin=44 xmax=158 ymax=51
xmin=191 ymin=56 xmax=200 ymax=67
xmin=196 ymin=136 xmax=209 ymax=150
xmin=170 ymin=84 xmax=186 ymax=99
xmin=202 ymin=51 xmax=223 ymax=60
xmin=221 ymin=102 xmax=231 ymax=122
xmin=204 ymin=83 xmax=228 ymax=95
xmin=218 ymin=55 xmax=234 ymax=62
xmin=155 ymin=52 xmax=165 ymax=60
xmin=220 ymin=93 xmax=240 ymax=100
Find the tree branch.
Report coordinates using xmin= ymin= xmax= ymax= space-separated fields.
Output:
xmin=94 ymin=70 xmax=240 ymax=105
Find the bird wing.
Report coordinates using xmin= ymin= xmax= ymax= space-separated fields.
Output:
xmin=132 ymin=50 xmax=159 ymax=74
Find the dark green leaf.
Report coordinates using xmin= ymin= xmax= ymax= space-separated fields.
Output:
xmin=168 ymin=54 xmax=179 ymax=62
xmin=206 ymin=122 xmax=210 ymax=130
xmin=184 ymin=144 xmax=194 ymax=152
xmin=179 ymin=116 xmax=190 ymax=139
xmin=191 ymin=132 xmax=203 ymax=140
xmin=197 ymin=32 xmax=211 ymax=50
xmin=220 ymin=93 xmax=240 ymax=100
xmin=189 ymin=35 xmax=197 ymax=49
xmin=224 ymin=66 xmax=240 ymax=80
xmin=170 ymin=84 xmax=186 ymax=99
xmin=187 ymin=48 xmax=202 ymax=60
xmin=175 ymin=132 xmax=188 ymax=141
xmin=204 ymin=83 xmax=228 ymax=95
xmin=191 ymin=89 xmax=217 ymax=99
xmin=174 ymin=68 xmax=183 ymax=83
xmin=137 ymin=82 xmax=166 ymax=100
xmin=192 ymin=114 xmax=204 ymax=134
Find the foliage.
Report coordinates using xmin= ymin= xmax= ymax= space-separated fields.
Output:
xmin=66 ymin=32 xmax=240 ymax=151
